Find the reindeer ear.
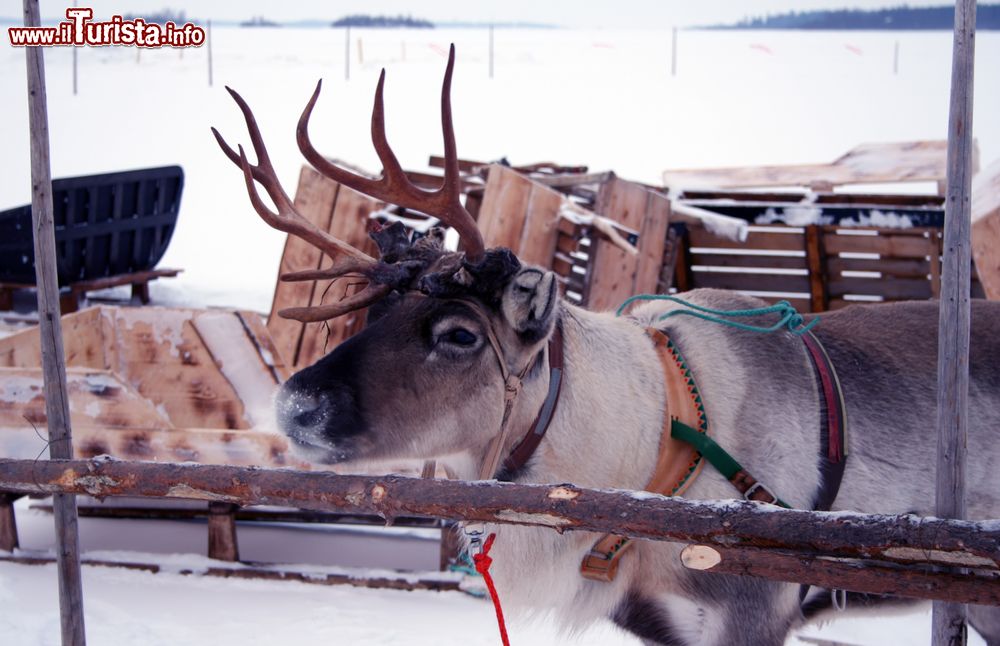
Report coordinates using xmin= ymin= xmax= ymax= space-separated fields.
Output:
xmin=501 ymin=268 xmax=559 ymax=341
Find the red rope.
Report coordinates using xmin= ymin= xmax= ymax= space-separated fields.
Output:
xmin=473 ymin=533 xmax=511 ymax=646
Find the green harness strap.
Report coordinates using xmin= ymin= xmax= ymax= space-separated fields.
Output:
xmin=670 ymin=419 xmax=792 ymax=509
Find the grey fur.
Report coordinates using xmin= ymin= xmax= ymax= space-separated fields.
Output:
xmin=275 ymin=265 xmax=1000 ymax=646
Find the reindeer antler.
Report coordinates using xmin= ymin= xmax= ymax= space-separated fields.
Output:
xmin=213 ymin=45 xmax=483 ymax=323
xmin=296 ymin=44 xmax=485 ymax=263
xmin=212 ymin=89 xmax=390 ymax=323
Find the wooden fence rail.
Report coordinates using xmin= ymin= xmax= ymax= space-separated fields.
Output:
xmin=1 ymin=457 xmax=998 ymax=605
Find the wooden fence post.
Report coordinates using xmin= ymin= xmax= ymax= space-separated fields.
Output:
xmin=671 ymin=27 xmax=678 ymax=76
xmin=344 ymin=25 xmax=350 ymax=81
xmin=207 ymin=19 xmax=213 ymax=87
xmin=933 ymin=1 xmax=977 ymax=645
xmin=22 ymin=1 xmax=87 ymax=644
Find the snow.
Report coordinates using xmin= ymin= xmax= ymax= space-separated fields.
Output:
xmin=2 ymin=27 xmax=998 ymax=313
xmin=2 ymin=25 xmax=999 ymax=645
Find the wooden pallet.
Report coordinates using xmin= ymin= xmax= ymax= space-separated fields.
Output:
xmin=585 ymin=176 xmax=670 ymax=312
xmin=0 ymin=305 xmax=291 ymax=431
xmin=0 ymin=267 xmax=181 ymax=313
xmin=682 ymin=220 xmax=986 ymax=312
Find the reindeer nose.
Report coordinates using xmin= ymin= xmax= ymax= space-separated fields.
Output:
xmin=276 ymin=387 xmax=331 ymax=443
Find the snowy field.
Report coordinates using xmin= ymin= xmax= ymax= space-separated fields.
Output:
xmin=2 ymin=27 xmax=999 ymax=313
xmin=2 ymin=26 xmax=999 ymax=645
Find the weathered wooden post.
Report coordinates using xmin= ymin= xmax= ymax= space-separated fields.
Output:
xmin=933 ymin=1 xmax=976 ymax=645
xmin=489 ymin=24 xmax=494 ymax=79
xmin=671 ymin=27 xmax=678 ymax=76
xmin=71 ymin=0 xmax=77 ymax=95
xmin=344 ymin=25 xmax=351 ymax=81
xmin=22 ymin=0 xmax=87 ymax=644
xmin=207 ymin=19 xmax=213 ymax=87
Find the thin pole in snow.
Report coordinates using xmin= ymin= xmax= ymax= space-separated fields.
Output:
xmin=207 ymin=19 xmax=213 ymax=87
xmin=893 ymin=40 xmax=899 ymax=75
xmin=71 ymin=0 xmax=77 ymax=95
xmin=671 ymin=27 xmax=678 ymax=76
xmin=932 ymin=1 xmax=976 ymax=645
xmin=489 ymin=24 xmax=494 ymax=79
xmin=22 ymin=1 xmax=87 ymax=644
xmin=345 ymin=25 xmax=350 ymax=81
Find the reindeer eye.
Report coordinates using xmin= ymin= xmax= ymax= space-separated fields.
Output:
xmin=441 ymin=328 xmax=477 ymax=347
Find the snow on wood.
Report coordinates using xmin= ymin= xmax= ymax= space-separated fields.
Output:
xmin=661 ymin=141 xmax=959 ymax=191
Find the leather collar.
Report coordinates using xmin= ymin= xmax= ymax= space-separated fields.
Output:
xmin=498 ymin=323 xmax=565 ymax=480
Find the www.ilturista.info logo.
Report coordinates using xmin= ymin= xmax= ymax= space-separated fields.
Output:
xmin=9 ymin=8 xmax=206 ymax=48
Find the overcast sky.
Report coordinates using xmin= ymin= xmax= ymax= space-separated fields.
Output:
xmin=32 ymin=0 xmax=960 ymax=28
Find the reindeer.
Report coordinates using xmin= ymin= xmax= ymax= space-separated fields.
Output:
xmin=213 ymin=48 xmax=1000 ymax=646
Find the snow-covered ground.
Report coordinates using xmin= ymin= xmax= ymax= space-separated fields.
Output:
xmin=2 ymin=26 xmax=999 ymax=645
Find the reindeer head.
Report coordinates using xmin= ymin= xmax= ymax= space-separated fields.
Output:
xmin=214 ymin=47 xmax=561 ymax=471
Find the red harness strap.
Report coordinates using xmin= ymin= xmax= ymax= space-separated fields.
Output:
xmin=473 ymin=533 xmax=511 ymax=646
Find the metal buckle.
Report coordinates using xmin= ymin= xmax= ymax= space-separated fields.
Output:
xmin=464 ymin=522 xmax=486 ymax=556
xmin=743 ymin=481 xmax=779 ymax=504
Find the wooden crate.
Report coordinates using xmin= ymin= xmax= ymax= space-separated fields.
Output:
xmin=267 ymin=166 xmax=382 ymax=371
xmin=681 ymin=217 xmax=986 ymax=312
xmin=475 ymin=166 xmax=672 ymax=313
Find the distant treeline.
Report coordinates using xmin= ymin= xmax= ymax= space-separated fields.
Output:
xmin=332 ymin=15 xmax=433 ymax=28
xmin=715 ymin=4 xmax=1000 ymax=30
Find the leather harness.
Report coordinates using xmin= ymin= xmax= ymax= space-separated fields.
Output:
xmin=471 ymin=310 xmax=849 ymax=585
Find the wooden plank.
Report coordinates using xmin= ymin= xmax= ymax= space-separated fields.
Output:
xmin=804 ymin=226 xmax=828 ymax=311
xmin=0 ymin=425 xmax=307 ymax=468
xmin=207 ymin=502 xmax=240 ymax=562
xmin=0 ymin=492 xmax=20 ymax=551
xmin=0 ymin=307 xmax=106 ymax=370
xmin=587 ymin=177 xmax=669 ymax=311
xmin=933 ymin=1 xmax=976 ymax=641
xmin=634 ymin=191 xmax=671 ymax=295
xmin=828 ymin=276 xmax=932 ymax=300
xmin=107 ymin=309 xmax=251 ymax=429
xmin=663 ymin=140 xmax=949 ymax=190
xmin=477 ymin=165 xmax=533 ymax=252
xmin=0 ymin=367 xmax=174 ymax=431
xmin=688 ymin=226 xmax=805 ymax=252
xmin=822 ymin=231 xmax=937 ymax=259
xmin=690 ymin=271 xmax=811 ymax=294
xmin=22 ymin=0 xmax=86 ymax=640
xmin=191 ymin=312 xmax=280 ymax=429
xmin=517 ymin=181 xmax=564 ymax=267
xmin=237 ymin=311 xmax=290 ymax=383
xmin=690 ymin=253 xmax=807 ymax=270
xmin=297 ymin=184 xmax=381 ymax=368
xmin=267 ymin=166 xmax=340 ymax=368
xmin=1 ymin=552 xmax=463 ymax=593
xmin=827 ymin=256 xmax=931 ymax=278
xmin=971 ymin=158 xmax=1000 ymax=299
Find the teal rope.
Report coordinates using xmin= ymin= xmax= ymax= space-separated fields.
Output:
xmin=616 ymin=294 xmax=818 ymax=335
